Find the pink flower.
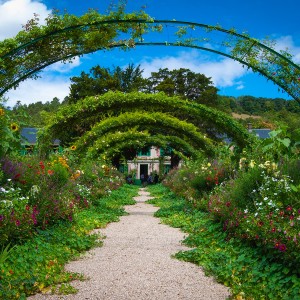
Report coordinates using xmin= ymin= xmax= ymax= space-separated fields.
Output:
xmin=15 ymin=220 xmax=20 ymax=226
xmin=278 ymin=244 xmax=287 ymax=252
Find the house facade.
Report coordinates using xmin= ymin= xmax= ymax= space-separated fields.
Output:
xmin=126 ymin=146 xmax=172 ymax=180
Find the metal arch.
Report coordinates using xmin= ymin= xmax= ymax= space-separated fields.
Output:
xmin=1 ymin=19 xmax=300 ymax=102
xmin=1 ymin=42 xmax=288 ymax=100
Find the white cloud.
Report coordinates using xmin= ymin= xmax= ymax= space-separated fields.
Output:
xmin=5 ymin=75 xmax=70 ymax=107
xmin=0 ymin=0 xmax=51 ymax=40
xmin=274 ymin=35 xmax=300 ymax=63
xmin=139 ymin=50 xmax=247 ymax=89
xmin=46 ymin=57 xmax=82 ymax=73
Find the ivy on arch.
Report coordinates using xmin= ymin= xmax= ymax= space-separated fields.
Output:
xmin=85 ymin=129 xmax=201 ymax=160
xmin=73 ymin=110 xmax=216 ymax=156
xmin=1 ymin=10 xmax=300 ymax=102
xmin=44 ymin=91 xmax=254 ymax=150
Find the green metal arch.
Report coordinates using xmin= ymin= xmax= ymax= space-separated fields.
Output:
xmin=86 ymin=130 xmax=200 ymax=159
xmin=74 ymin=111 xmax=216 ymax=155
xmin=1 ymin=19 xmax=300 ymax=102
xmin=45 ymin=91 xmax=254 ymax=150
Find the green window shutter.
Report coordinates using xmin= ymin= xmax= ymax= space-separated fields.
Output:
xmin=138 ymin=147 xmax=150 ymax=156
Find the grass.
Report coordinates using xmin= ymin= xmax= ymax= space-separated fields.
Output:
xmin=0 ymin=184 xmax=139 ymax=300
xmin=147 ymin=184 xmax=300 ymax=300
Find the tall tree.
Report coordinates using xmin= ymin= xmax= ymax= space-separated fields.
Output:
xmin=67 ymin=64 xmax=146 ymax=104
xmin=146 ymin=68 xmax=219 ymax=107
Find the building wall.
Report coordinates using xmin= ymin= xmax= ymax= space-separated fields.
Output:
xmin=127 ymin=146 xmax=171 ymax=179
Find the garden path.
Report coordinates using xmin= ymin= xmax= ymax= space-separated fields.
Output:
xmin=28 ymin=188 xmax=230 ymax=300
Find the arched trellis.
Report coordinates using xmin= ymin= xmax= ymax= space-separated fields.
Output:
xmin=44 ymin=91 xmax=254 ymax=149
xmin=73 ymin=111 xmax=215 ymax=155
xmin=1 ymin=17 xmax=300 ymax=102
xmin=86 ymin=129 xmax=201 ymax=160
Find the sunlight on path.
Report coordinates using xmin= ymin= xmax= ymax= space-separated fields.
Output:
xmin=28 ymin=188 xmax=230 ymax=300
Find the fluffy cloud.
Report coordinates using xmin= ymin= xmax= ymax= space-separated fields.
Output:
xmin=5 ymin=75 xmax=70 ymax=107
xmin=139 ymin=50 xmax=247 ymax=88
xmin=0 ymin=0 xmax=51 ymax=40
xmin=274 ymin=35 xmax=300 ymax=63
xmin=46 ymin=57 xmax=82 ymax=73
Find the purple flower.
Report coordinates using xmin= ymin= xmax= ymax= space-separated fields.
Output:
xmin=278 ymin=244 xmax=287 ymax=252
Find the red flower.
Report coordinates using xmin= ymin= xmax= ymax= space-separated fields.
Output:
xmin=286 ymin=206 xmax=293 ymax=211
xmin=257 ymin=221 xmax=264 ymax=227
xmin=14 ymin=173 xmax=21 ymax=180
xmin=225 ymin=202 xmax=231 ymax=207
xmin=47 ymin=169 xmax=54 ymax=175
xmin=25 ymin=205 xmax=30 ymax=211
xmin=271 ymin=227 xmax=276 ymax=232
xmin=15 ymin=220 xmax=20 ymax=226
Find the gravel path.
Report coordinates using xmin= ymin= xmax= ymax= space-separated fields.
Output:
xmin=28 ymin=188 xmax=230 ymax=300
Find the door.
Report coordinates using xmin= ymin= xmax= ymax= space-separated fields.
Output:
xmin=139 ymin=164 xmax=148 ymax=178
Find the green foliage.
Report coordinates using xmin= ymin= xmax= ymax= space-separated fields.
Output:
xmin=0 ymin=184 xmax=138 ymax=299
xmin=86 ymin=129 xmax=202 ymax=161
xmin=0 ymin=105 xmax=23 ymax=158
xmin=43 ymin=91 xmax=253 ymax=159
xmin=74 ymin=110 xmax=216 ymax=156
xmin=148 ymin=184 xmax=300 ymax=300
xmin=0 ymin=7 xmax=152 ymax=94
xmin=68 ymin=64 xmax=147 ymax=104
xmin=0 ymin=243 xmax=16 ymax=264
xmin=145 ymin=68 xmax=219 ymax=107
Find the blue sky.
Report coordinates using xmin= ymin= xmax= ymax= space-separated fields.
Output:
xmin=1 ymin=0 xmax=300 ymax=107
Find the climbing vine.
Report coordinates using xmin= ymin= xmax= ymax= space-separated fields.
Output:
xmin=73 ymin=111 xmax=215 ymax=156
xmin=43 ymin=91 xmax=254 ymax=150
xmin=0 ymin=8 xmax=153 ymax=93
xmin=85 ymin=129 xmax=201 ymax=160
xmin=1 ymin=15 xmax=299 ymax=101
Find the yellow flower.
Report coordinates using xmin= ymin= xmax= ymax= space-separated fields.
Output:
xmin=207 ymin=162 xmax=211 ymax=167
xmin=70 ymin=145 xmax=76 ymax=151
xmin=0 ymin=108 xmax=5 ymax=116
xmin=10 ymin=123 xmax=19 ymax=132
xmin=249 ymin=160 xmax=256 ymax=168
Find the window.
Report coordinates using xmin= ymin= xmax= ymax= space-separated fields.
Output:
xmin=138 ymin=147 xmax=151 ymax=156
xmin=160 ymin=146 xmax=172 ymax=156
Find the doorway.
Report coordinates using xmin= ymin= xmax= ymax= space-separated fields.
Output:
xmin=139 ymin=164 xmax=148 ymax=178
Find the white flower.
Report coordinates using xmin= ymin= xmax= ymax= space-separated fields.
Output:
xmin=264 ymin=197 xmax=268 ymax=200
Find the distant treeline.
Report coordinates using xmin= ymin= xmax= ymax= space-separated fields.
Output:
xmin=218 ymin=95 xmax=300 ymax=115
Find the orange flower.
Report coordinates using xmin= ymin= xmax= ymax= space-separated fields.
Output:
xmin=47 ymin=169 xmax=54 ymax=175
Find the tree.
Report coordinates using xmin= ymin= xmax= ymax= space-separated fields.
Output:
xmin=67 ymin=64 xmax=147 ymax=104
xmin=146 ymin=68 xmax=219 ymax=107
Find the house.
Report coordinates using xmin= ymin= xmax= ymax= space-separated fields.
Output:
xmin=20 ymin=127 xmax=61 ymax=154
xmin=126 ymin=146 xmax=172 ymax=180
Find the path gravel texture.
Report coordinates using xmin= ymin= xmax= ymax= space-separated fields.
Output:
xmin=28 ymin=188 xmax=230 ymax=300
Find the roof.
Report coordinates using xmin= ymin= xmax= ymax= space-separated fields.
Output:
xmin=251 ymin=129 xmax=271 ymax=139
xmin=21 ymin=127 xmax=60 ymax=145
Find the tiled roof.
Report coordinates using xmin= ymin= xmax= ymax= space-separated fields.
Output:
xmin=251 ymin=129 xmax=271 ymax=139
xmin=21 ymin=127 xmax=60 ymax=145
